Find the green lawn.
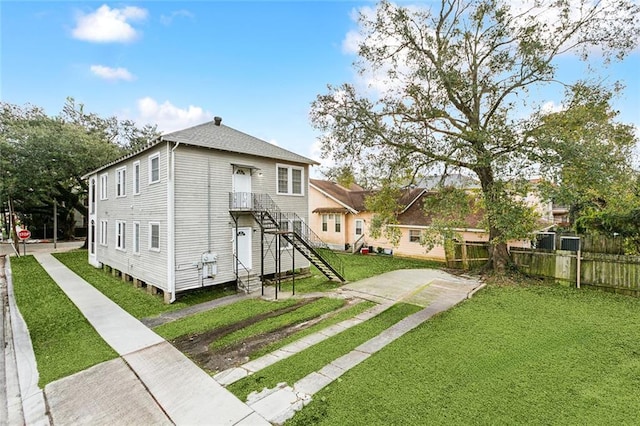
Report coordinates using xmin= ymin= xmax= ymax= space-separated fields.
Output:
xmin=10 ymin=256 xmax=117 ymax=387
xmin=54 ymin=250 xmax=235 ymax=318
xmin=209 ymin=297 xmax=346 ymax=350
xmin=289 ymin=285 xmax=640 ymax=425
xmin=250 ymin=300 xmax=376 ymax=360
xmin=228 ymin=303 xmax=422 ymax=400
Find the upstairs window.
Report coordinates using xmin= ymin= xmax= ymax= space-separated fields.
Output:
xmin=90 ymin=178 xmax=96 ymax=214
xmin=116 ymin=167 xmax=126 ymax=197
xmin=133 ymin=161 xmax=140 ymax=195
xmin=99 ymin=173 xmax=108 ymax=200
xmin=149 ymin=154 xmax=160 ymax=183
xmin=276 ymin=164 xmax=304 ymax=195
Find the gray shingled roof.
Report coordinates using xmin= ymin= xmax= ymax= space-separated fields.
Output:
xmin=161 ymin=120 xmax=318 ymax=165
xmin=82 ymin=119 xmax=318 ymax=178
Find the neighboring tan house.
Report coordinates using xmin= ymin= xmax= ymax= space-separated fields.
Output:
xmin=85 ymin=117 xmax=344 ymax=303
xmin=309 ymin=178 xmax=488 ymax=261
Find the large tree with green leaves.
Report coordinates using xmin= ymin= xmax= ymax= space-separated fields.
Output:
xmin=311 ymin=0 xmax=639 ymax=270
xmin=1 ymin=99 xmax=157 ymax=245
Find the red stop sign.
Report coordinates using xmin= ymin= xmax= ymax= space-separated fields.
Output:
xmin=17 ymin=229 xmax=31 ymax=240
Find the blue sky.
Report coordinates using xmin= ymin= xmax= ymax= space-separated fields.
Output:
xmin=2 ymin=1 xmax=639 ymax=172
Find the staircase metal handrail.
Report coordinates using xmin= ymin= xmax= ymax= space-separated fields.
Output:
xmin=251 ymin=193 xmax=345 ymax=279
xmin=232 ymin=252 xmax=252 ymax=293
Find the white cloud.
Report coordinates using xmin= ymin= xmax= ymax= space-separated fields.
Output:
xmin=136 ymin=97 xmax=213 ymax=133
xmin=72 ymin=5 xmax=147 ymax=43
xmin=541 ymin=101 xmax=564 ymax=114
xmin=90 ymin=65 xmax=134 ymax=81
xmin=160 ymin=9 xmax=194 ymax=26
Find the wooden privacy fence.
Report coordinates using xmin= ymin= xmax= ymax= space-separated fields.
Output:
xmin=511 ymin=248 xmax=640 ymax=296
xmin=446 ymin=242 xmax=490 ymax=269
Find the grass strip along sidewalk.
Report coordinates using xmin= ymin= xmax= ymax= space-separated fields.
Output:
xmin=11 ymin=256 xmax=118 ymax=387
xmin=228 ymin=303 xmax=422 ymax=401
xmin=54 ymin=250 xmax=233 ymax=319
xmin=289 ymin=285 xmax=640 ymax=425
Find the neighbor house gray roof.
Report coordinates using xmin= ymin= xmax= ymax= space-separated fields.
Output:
xmin=83 ymin=118 xmax=318 ymax=178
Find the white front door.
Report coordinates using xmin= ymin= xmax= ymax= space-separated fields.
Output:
xmin=232 ymin=227 xmax=252 ymax=272
xmin=233 ymin=168 xmax=252 ymax=209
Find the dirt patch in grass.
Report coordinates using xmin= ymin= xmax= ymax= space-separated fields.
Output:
xmin=172 ymin=297 xmax=361 ymax=373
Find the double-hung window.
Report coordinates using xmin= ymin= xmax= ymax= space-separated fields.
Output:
xmin=149 ymin=222 xmax=160 ymax=251
xmin=409 ymin=229 xmax=421 ymax=243
xmin=133 ymin=222 xmax=140 ymax=254
xmin=276 ymin=164 xmax=304 ymax=195
xmin=99 ymin=220 xmax=108 ymax=245
xmin=149 ymin=154 xmax=160 ymax=184
xmin=133 ymin=161 xmax=140 ymax=195
xmin=335 ymin=215 xmax=341 ymax=232
xmin=116 ymin=167 xmax=126 ymax=197
xmin=279 ymin=220 xmax=291 ymax=249
xmin=99 ymin=173 xmax=108 ymax=200
xmin=116 ymin=221 xmax=126 ymax=250
xmin=322 ymin=214 xmax=328 ymax=232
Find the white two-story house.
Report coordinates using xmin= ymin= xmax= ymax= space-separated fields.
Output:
xmin=85 ymin=117 xmax=344 ymax=303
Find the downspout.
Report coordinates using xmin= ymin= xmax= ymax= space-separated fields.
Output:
xmin=167 ymin=138 xmax=179 ymax=303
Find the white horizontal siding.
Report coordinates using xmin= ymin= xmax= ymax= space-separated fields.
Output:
xmin=173 ymin=146 xmax=310 ymax=291
xmin=95 ymin=144 xmax=169 ymax=290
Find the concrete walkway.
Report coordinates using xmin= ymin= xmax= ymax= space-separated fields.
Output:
xmin=29 ymin=253 xmax=270 ymax=426
xmin=216 ymin=269 xmax=482 ymax=424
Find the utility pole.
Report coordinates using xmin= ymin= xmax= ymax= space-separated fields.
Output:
xmin=53 ymin=199 xmax=57 ymax=249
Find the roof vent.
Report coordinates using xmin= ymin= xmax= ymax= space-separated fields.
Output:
xmin=214 ymin=116 xmax=222 ymax=126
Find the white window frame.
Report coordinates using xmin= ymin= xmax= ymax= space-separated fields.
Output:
xmin=99 ymin=173 xmax=108 ymax=200
xmin=279 ymin=220 xmax=292 ymax=250
xmin=149 ymin=154 xmax=160 ymax=184
xmin=116 ymin=167 xmax=126 ymax=197
xmin=90 ymin=178 xmax=96 ymax=214
xmin=355 ymin=219 xmax=363 ymax=236
xmin=409 ymin=229 xmax=421 ymax=243
xmin=335 ymin=214 xmax=342 ymax=233
xmin=99 ymin=220 xmax=108 ymax=246
xmin=275 ymin=164 xmax=304 ymax=196
xmin=133 ymin=221 xmax=140 ymax=254
xmin=133 ymin=161 xmax=140 ymax=195
xmin=149 ymin=222 xmax=160 ymax=252
xmin=115 ymin=220 xmax=126 ymax=251
xmin=322 ymin=214 xmax=328 ymax=232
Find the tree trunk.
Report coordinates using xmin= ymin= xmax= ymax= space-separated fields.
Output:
xmin=475 ymin=166 xmax=510 ymax=272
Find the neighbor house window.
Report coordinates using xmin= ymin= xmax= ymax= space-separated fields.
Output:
xmin=100 ymin=173 xmax=108 ymax=200
xmin=322 ymin=214 xmax=328 ymax=232
xmin=355 ymin=220 xmax=363 ymax=236
xmin=116 ymin=167 xmax=126 ymax=197
xmin=99 ymin=220 xmax=108 ymax=245
xmin=276 ymin=164 xmax=304 ymax=195
xmin=149 ymin=154 xmax=160 ymax=183
xmin=293 ymin=220 xmax=302 ymax=236
xmin=116 ymin=221 xmax=126 ymax=250
xmin=409 ymin=229 xmax=421 ymax=243
xmin=149 ymin=222 xmax=160 ymax=251
xmin=335 ymin=214 xmax=341 ymax=232
xmin=133 ymin=222 xmax=140 ymax=254
xmin=133 ymin=161 xmax=140 ymax=195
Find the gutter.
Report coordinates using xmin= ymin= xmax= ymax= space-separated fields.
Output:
xmin=167 ymin=138 xmax=178 ymax=303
